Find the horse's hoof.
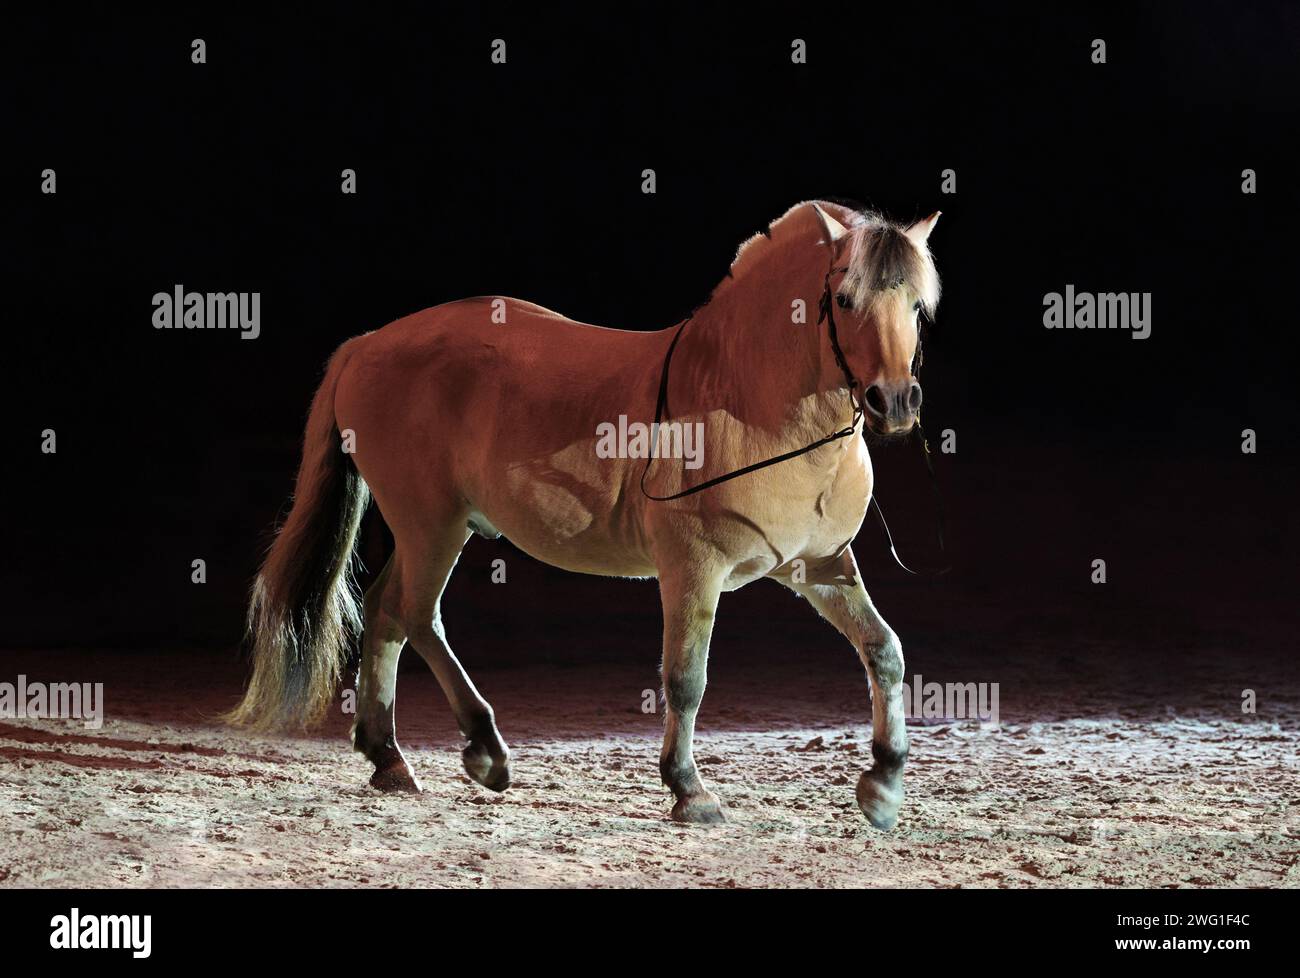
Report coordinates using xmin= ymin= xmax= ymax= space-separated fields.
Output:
xmin=671 ymin=791 xmax=727 ymax=824
xmin=370 ymin=762 xmax=422 ymax=794
xmin=463 ymin=742 xmax=511 ymax=793
xmin=856 ymin=769 xmax=902 ymax=830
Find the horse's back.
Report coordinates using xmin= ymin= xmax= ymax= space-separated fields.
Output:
xmin=342 ymin=296 xmax=659 ymax=410
xmin=357 ymin=296 xmax=645 ymax=358
xmin=333 ymin=297 xmax=662 ymax=562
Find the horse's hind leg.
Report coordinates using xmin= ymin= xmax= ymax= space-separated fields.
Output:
xmin=397 ymin=518 xmax=511 ymax=792
xmin=353 ymin=554 xmax=419 ymax=792
xmin=658 ymin=568 xmax=726 ymax=824
xmin=779 ymin=548 xmax=909 ymax=830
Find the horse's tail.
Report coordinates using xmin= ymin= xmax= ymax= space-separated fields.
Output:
xmin=224 ymin=340 xmax=369 ymax=731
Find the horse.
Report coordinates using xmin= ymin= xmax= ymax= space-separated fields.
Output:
xmin=226 ymin=200 xmax=941 ymax=829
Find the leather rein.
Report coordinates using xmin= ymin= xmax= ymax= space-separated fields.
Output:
xmin=637 ymin=259 xmax=950 ymax=577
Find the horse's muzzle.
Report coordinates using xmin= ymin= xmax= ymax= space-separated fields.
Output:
xmin=863 ymin=381 xmax=921 ymax=436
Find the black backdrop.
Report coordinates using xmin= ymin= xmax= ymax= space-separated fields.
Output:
xmin=5 ymin=4 xmax=1297 ymax=663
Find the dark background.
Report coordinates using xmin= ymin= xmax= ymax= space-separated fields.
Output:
xmin=4 ymin=3 xmax=1296 ymax=670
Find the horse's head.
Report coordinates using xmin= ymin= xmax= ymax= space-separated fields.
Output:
xmin=811 ymin=203 xmax=941 ymax=437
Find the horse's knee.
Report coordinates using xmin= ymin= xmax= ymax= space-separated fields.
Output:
xmin=664 ymin=667 xmax=705 ymax=716
xmin=863 ymin=630 xmax=904 ymax=688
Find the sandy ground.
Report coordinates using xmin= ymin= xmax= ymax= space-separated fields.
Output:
xmin=2 ymin=642 xmax=1298 ymax=889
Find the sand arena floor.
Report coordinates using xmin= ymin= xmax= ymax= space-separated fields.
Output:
xmin=2 ymin=635 xmax=1296 ymax=889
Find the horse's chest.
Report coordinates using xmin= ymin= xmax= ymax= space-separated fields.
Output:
xmin=720 ymin=443 xmax=873 ymax=589
xmin=796 ymin=457 xmax=872 ymax=551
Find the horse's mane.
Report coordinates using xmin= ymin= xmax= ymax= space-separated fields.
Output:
xmin=729 ymin=200 xmax=941 ymax=315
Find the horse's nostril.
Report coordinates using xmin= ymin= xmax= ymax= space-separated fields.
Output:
xmin=864 ymin=385 xmax=889 ymax=417
xmin=908 ymin=382 xmax=923 ymax=412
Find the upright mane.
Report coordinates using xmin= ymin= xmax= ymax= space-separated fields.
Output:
xmin=728 ymin=200 xmax=941 ymax=314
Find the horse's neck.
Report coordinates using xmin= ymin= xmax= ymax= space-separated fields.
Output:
xmin=668 ymin=266 xmax=849 ymax=437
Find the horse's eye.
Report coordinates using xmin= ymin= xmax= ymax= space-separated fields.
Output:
xmin=836 ymin=293 xmax=852 ymax=309
xmin=913 ymin=300 xmax=922 ymax=312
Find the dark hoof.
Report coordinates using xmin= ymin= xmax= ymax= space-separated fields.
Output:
xmin=856 ymin=768 xmax=903 ymax=830
xmin=463 ymin=741 xmax=511 ymax=792
xmin=671 ymin=791 xmax=727 ymax=824
xmin=370 ymin=761 xmax=422 ymax=794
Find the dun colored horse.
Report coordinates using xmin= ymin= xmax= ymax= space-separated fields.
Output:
xmin=227 ymin=200 xmax=941 ymax=828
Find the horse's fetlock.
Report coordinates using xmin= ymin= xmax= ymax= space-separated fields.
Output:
xmin=353 ymin=719 xmax=403 ymax=771
xmin=659 ymin=754 xmax=698 ymax=793
xmin=871 ymin=740 xmax=909 ymax=771
xmin=461 ymin=709 xmax=498 ymax=746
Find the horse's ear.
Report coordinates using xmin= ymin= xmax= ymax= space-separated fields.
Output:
xmin=811 ymin=203 xmax=850 ymax=247
xmin=905 ymin=211 xmax=941 ymax=245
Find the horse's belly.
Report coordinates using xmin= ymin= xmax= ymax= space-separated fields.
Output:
xmin=485 ymin=512 xmax=656 ymax=578
xmin=470 ymin=455 xmax=656 ymax=578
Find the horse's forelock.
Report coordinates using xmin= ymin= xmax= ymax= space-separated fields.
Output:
xmin=727 ymin=201 xmax=940 ymax=315
xmin=843 ymin=213 xmax=941 ymax=315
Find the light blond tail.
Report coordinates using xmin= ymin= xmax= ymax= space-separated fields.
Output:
xmin=224 ymin=343 xmax=368 ymax=731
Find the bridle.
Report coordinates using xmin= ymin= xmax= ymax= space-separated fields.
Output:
xmin=638 ymin=256 xmax=950 ymax=577
xmin=639 ymin=263 xmax=861 ymax=501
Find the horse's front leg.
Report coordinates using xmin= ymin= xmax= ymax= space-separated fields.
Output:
xmin=782 ymin=550 xmax=909 ymax=830
xmin=657 ymin=569 xmax=726 ymax=824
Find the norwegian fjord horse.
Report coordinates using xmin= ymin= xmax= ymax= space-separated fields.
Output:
xmin=227 ymin=201 xmax=941 ymax=828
